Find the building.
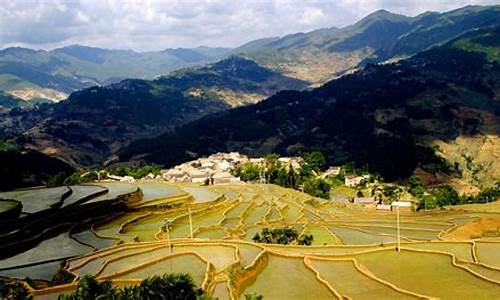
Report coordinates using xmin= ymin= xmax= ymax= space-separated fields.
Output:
xmin=162 ymin=169 xmax=185 ymax=181
xmin=353 ymin=197 xmax=377 ymax=208
xmin=190 ymin=170 xmax=210 ymax=184
xmin=376 ymin=204 xmax=392 ymax=211
xmin=325 ymin=166 xmax=341 ymax=176
xmin=213 ymin=172 xmax=241 ymax=184
xmin=107 ymin=175 xmax=135 ymax=183
xmin=391 ymin=201 xmax=414 ymax=212
xmin=345 ymin=176 xmax=364 ymax=187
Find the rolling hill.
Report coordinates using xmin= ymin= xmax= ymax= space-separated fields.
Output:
xmin=0 ymin=56 xmax=307 ymax=166
xmin=120 ymin=26 xmax=500 ymax=188
xmin=233 ymin=5 xmax=500 ymax=83
xmin=0 ymin=45 xmax=230 ymax=102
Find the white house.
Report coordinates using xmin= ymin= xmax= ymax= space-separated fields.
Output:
xmin=345 ymin=176 xmax=364 ymax=187
xmin=391 ymin=201 xmax=414 ymax=212
xmin=213 ymin=172 xmax=241 ymax=184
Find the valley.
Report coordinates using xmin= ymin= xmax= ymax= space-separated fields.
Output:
xmin=1 ymin=3 xmax=500 ymax=299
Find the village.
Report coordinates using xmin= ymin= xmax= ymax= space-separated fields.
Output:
xmin=106 ymin=152 xmax=415 ymax=212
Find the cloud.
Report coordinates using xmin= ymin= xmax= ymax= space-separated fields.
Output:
xmin=0 ymin=0 xmax=498 ymax=51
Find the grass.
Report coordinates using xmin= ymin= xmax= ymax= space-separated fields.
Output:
xmin=403 ymin=242 xmax=474 ymax=262
xmin=309 ymin=258 xmax=415 ymax=299
xmin=355 ymin=249 xmax=500 ymax=298
xmin=241 ymin=254 xmax=334 ymax=299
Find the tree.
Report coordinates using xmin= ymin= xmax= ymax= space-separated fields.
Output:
xmin=245 ymin=293 xmax=263 ymax=300
xmin=303 ymin=177 xmax=331 ymax=199
xmin=408 ymin=175 xmax=424 ymax=197
xmin=303 ymin=151 xmax=326 ymax=173
xmin=298 ymin=234 xmax=314 ymax=245
xmin=59 ymin=274 xmax=204 ymax=300
xmin=432 ymin=185 xmax=461 ymax=206
xmin=232 ymin=162 xmax=261 ymax=182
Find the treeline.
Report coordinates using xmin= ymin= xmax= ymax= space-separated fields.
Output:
xmin=409 ymin=175 xmax=500 ymax=210
xmin=232 ymin=152 xmax=331 ymax=199
xmin=55 ymin=273 xmax=262 ymax=300
xmin=252 ymin=227 xmax=313 ymax=246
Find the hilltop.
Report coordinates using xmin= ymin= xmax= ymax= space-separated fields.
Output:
xmin=0 ymin=45 xmax=230 ymax=102
xmin=120 ymin=26 xmax=500 ymax=188
xmin=233 ymin=5 xmax=500 ymax=82
xmin=0 ymin=56 xmax=307 ymax=166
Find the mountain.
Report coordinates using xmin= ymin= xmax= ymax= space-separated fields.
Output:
xmin=0 ymin=45 xmax=231 ymax=102
xmin=233 ymin=5 xmax=500 ymax=83
xmin=120 ymin=26 xmax=500 ymax=189
xmin=0 ymin=56 xmax=306 ymax=166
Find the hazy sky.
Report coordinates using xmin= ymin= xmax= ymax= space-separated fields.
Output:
xmin=1 ymin=0 xmax=498 ymax=51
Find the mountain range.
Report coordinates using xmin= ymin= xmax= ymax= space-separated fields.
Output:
xmin=0 ymin=45 xmax=230 ymax=102
xmin=0 ymin=56 xmax=306 ymax=166
xmin=1 ymin=5 xmax=498 ymax=105
xmin=120 ymin=25 xmax=500 ymax=191
xmin=0 ymin=5 xmax=499 ymax=191
xmin=233 ymin=5 xmax=500 ymax=83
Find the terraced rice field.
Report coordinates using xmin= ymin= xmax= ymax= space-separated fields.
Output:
xmin=0 ymin=186 xmax=69 ymax=213
xmin=2 ymin=182 xmax=500 ymax=299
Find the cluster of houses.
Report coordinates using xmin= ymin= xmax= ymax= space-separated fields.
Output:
xmin=159 ymin=152 xmax=304 ymax=185
xmin=161 ymin=152 xmax=245 ymax=184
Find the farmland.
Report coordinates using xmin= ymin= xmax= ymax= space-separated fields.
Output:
xmin=1 ymin=181 xmax=500 ymax=299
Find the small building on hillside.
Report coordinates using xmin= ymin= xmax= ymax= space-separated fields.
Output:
xmin=213 ymin=172 xmax=241 ymax=184
xmin=345 ymin=175 xmax=364 ymax=187
xmin=376 ymin=204 xmax=392 ymax=211
xmin=107 ymin=175 xmax=135 ymax=183
xmin=391 ymin=201 xmax=414 ymax=212
xmin=162 ymin=169 xmax=185 ymax=181
xmin=325 ymin=166 xmax=341 ymax=176
xmin=353 ymin=197 xmax=377 ymax=208
xmin=190 ymin=170 xmax=210 ymax=184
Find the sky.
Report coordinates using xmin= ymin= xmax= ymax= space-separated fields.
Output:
xmin=0 ymin=0 xmax=498 ymax=51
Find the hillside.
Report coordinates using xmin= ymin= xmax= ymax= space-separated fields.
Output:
xmin=120 ymin=26 xmax=500 ymax=188
xmin=233 ymin=5 xmax=500 ymax=83
xmin=0 ymin=57 xmax=307 ymax=166
xmin=0 ymin=45 xmax=230 ymax=102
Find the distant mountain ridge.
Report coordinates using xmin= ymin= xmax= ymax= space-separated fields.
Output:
xmin=0 ymin=56 xmax=306 ymax=166
xmin=0 ymin=44 xmax=231 ymax=102
xmin=120 ymin=26 xmax=500 ymax=189
xmin=233 ymin=5 xmax=500 ymax=82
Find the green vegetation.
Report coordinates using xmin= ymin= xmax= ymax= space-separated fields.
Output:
xmin=0 ymin=279 xmax=31 ymax=300
xmin=418 ymin=183 xmax=500 ymax=210
xmin=110 ymin=165 xmax=163 ymax=179
xmin=233 ymin=152 xmax=330 ymax=199
xmin=59 ymin=273 xmax=205 ymax=300
xmin=252 ymin=227 xmax=313 ymax=245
